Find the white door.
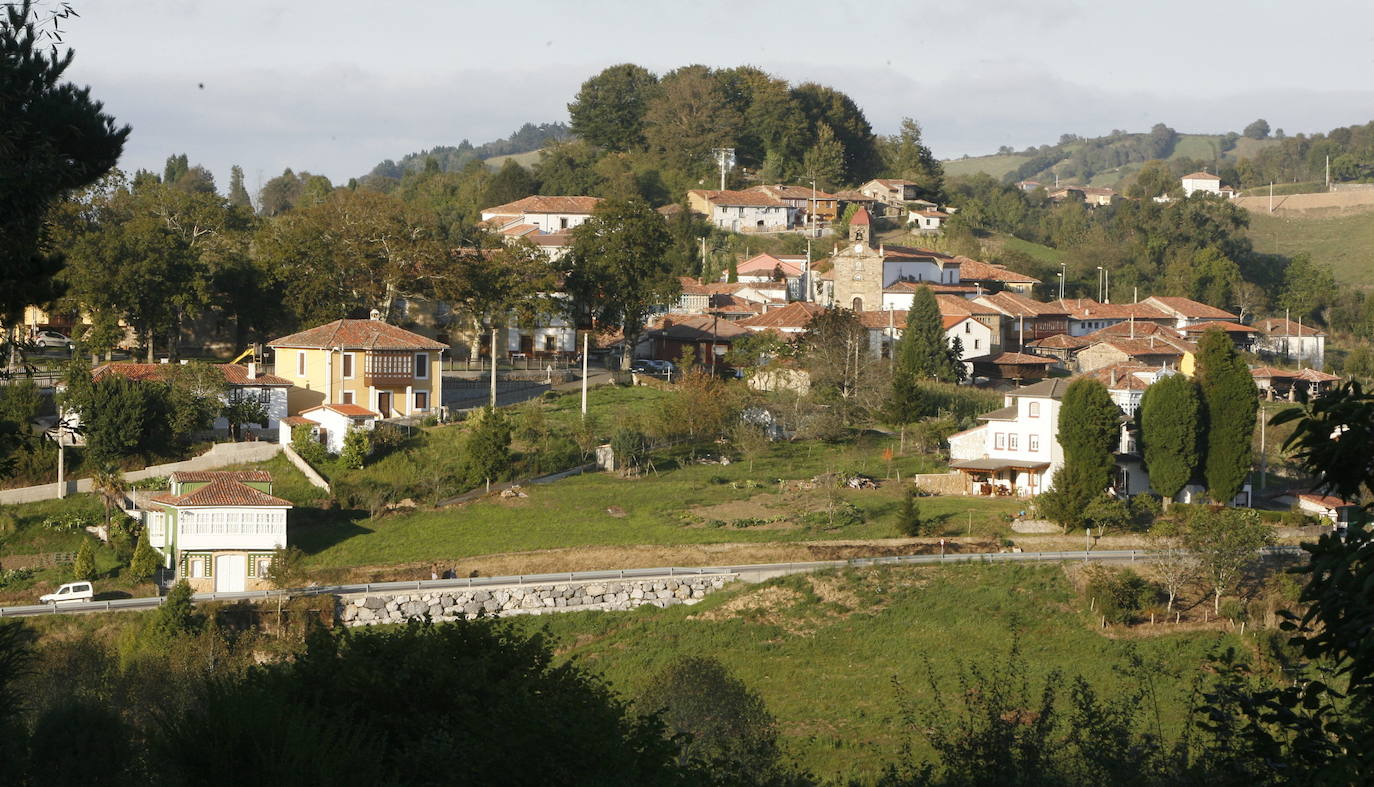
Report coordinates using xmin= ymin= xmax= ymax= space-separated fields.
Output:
xmin=215 ymin=554 xmax=246 ymax=593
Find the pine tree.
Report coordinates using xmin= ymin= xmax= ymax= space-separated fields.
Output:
xmin=71 ymin=540 xmax=96 ymax=581
xmin=128 ymin=528 xmax=160 ymax=583
xmin=896 ymin=488 xmax=923 ymax=537
xmin=1138 ymin=373 xmax=1201 ymax=507
xmin=463 ymin=407 xmax=512 ymax=488
xmin=887 ymin=285 xmax=959 ymax=423
xmin=1195 ymin=327 xmax=1257 ymax=503
xmin=1040 ymin=378 xmax=1121 ymax=530
xmin=228 ymin=164 xmax=252 ymax=209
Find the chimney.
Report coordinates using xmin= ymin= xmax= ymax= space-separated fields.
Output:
xmin=1110 ymin=368 xmax=1117 ymax=387
xmin=248 ymin=361 xmax=258 ymax=379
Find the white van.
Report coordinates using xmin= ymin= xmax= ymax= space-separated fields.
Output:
xmin=39 ymin=581 xmax=94 ymax=604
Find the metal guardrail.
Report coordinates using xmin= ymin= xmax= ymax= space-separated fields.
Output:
xmin=0 ymin=545 xmax=1307 ymax=619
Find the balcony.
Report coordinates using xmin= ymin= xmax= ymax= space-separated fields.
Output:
xmin=178 ymin=513 xmax=287 ymax=551
xmin=363 ymin=351 xmax=417 ymax=387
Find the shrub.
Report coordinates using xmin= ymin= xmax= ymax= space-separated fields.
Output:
xmin=1128 ymin=494 xmax=1162 ymax=527
xmin=42 ymin=512 xmax=97 ymax=534
xmin=291 ymin=424 xmax=328 ymax=466
xmin=339 ymin=428 xmax=370 ymax=470
xmin=610 ymin=428 xmax=650 ymax=472
xmin=896 ymin=488 xmax=924 ymax=537
xmin=128 ymin=528 xmax=161 ymax=583
xmin=1082 ymin=496 xmax=1132 ymax=533
xmin=0 ymin=567 xmax=34 ymax=588
xmin=71 ymin=540 xmax=96 ymax=581
xmin=1084 ymin=567 xmax=1158 ymax=624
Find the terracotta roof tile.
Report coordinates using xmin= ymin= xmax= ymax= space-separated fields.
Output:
xmin=736 ymin=253 xmax=805 ymax=277
xmin=152 ymin=477 xmax=292 ymax=508
xmin=300 ymin=403 xmax=379 ymax=418
xmin=1143 ymin=296 xmax=1237 ymax=320
xmin=1181 ymin=171 xmax=1221 ymax=181
xmin=1255 ymin=317 xmax=1325 ymax=337
xmin=688 ymin=189 xmax=787 ymax=208
xmin=975 ymin=292 xmax=1068 ymax=318
xmin=980 ymin=352 xmax=1055 ymax=365
xmin=169 ymin=470 xmax=273 ymax=484
xmin=958 ymin=257 xmax=1040 ymax=285
xmin=1054 ymin=299 xmax=1169 ymax=320
xmin=855 ymin=310 xmax=909 ymax=329
xmin=481 ymin=195 xmax=603 ymax=215
xmin=1179 ymin=321 xmax=1260 ymax=334
xmin=750 ymin=184 xmax=840 ymax=201
xmin=269 ymin=319 xmax=447 ymax=351
xmin=736 ymin=302 xmax=826 ymax=329
xmin=92 ymin=363 xmax=292 ymax=387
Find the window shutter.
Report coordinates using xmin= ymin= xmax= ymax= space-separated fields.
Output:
xmin=204 ymin=555 xmax=213 ymax=578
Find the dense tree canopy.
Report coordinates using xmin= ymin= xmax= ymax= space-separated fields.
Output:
xmin=1137 ymin=372 xmax=1201 ymax=505
xmin=1194 ymin=327 xmax=1258 ymax=503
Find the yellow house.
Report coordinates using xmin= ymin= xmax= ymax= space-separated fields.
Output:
xmin=268 ymin=318 xmax=446 ymax=418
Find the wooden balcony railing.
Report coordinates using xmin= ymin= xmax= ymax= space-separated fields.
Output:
xmin=363 ymin=351 xmax=416 ymax=387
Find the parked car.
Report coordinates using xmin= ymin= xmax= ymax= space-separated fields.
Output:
xmin=39 ymin=581 xmax=93 ymax=604
xmin=33 ymin=330 xmax=73 ymax=351
xmin=630 ymin=359 xmax=677 ymax=377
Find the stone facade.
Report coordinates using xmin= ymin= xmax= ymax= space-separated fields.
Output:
xmin=339 ymin=575 xmax=735 ymax=626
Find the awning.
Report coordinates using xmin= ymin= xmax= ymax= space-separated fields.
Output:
xmin=950 ymin=458 xmax=1051 ymax=472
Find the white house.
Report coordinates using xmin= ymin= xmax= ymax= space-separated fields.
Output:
xmin=687 ymin=189 xmax=789 ymax=232
xmin=857 ymin=311 xmax=995 ymax=375
xmin=141 ymin=470 xmax=291 ymax=594
xmin=907 ymin=207 xmax=949 ymax=233
xmin=479 ymin=195 xmax=603 ymax=234
xmin=1254 ymin=317 xmax=1326 ymax=370
xmin=282 ymin=403 xmax=378 ymax=454
xmin=949 ymin=378 xmax=1069 ymax=497
xmin=1180 ymin=171 xmax=1225 ymax=198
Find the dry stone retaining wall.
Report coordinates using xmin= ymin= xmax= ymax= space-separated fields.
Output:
xmin=339 ymin=574 xmax=736 ymax=626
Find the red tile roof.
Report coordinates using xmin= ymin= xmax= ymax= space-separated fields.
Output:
xmin=736 ymin=253 xmax=805 ymax=277
xmin=1026 ymin=333 xmax=1089 ymax=350
xmin=884 ymin=280 xmax=981 ymax=295
xmin=1295 ymin=368 xmax=1341 ymax=382
xmin=151 ymin=477 xmax=292 ymax=508
xmin=850 ymin=207 xmax=872 ymax=226
xmin=1080 ymin=321 xmax=1180 ymax=341
xmin=935 ymin=294 xmax=999 ymax=316
xmin=92 ymin=363 xmax=292 ymax=387
xmin=979 ymin=352 xmax=1055 ymax=365
xmin=170 ymin=470 xmax=273 ymax=484
xmin=1053 ymin=299 xmax=1169 ymax=321
xmin=1181 ymin=171 xmax=1221 ymax=181
xmin=269 ymin=319 xmax=447 ymax=351
xmin=975 ymin=292 xmax=1069 ymax=318
xmin=750 ymin=184 xmax=840 ymax=201
xmin=647 ymin=315 xmax=752 ymax=341
xmin=300 ymin=403 xmax=379 ymax=418
xmin=1180 ymin=321 xmax=1260 ymax=334
xmin=1078 ymin=363 xmax=1158 ymax=391
xmin=1090 ymin=336 xmax=1195 ymax=357
xmin=957 ymin=257 xmax=1040 ymax=285
xmin=1250 ymin=365 xmax=1295 ymax=379
xmin=1296 ymin=492 xmax=1354 ymax=509
xmin=482 ymin=195 xmax=603 ymax=215
xmin=855 ymin=310 xmax=909 ymax=329
xmin=1143 ymin=296 xmax=1237 ymax=320
xmin=833 ymin=190 xmax=875 ymax=202
xmin=736 ymin=302 xmax=826 ymax=330
xmin=1255 ymin=317 xmax=1325 ymax=337
xmin=688 ymin=189 xmax=787 ymax=208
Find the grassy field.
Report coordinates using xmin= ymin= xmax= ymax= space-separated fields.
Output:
xmin=508 ymin=562 xmax=1246 ymax=782
xmin=941 ymin=154 xmax=1029 ymax=180
xmin=0 ymin=495 xmax=157 ymax=605
xmin=296 ymin=436 xmax=1024 ymax=574
xmin=1246 ymin=209 xmax=1374 ymax=286
xmin=484 ymin=149 xmax=545 ymax=169
xmin=986 ymin=232 xmax=1064 ymax=265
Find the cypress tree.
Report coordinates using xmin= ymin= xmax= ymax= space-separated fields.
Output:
xmin=71 ymin=540 xmax=96 ymax=581
xmin=1195 ymin=327 xmax=1257 ymax=503
xmin=228 ymin=164 xmax=252 ymax=209
xmin=887 ymin=285 xmax=958 ymax=423
xmin=1041 ymin=378 xmax=1121 ymax=529
xmin=1138 ymin=373 xmax=1201 ymax=507
xmin=129 ymin=528 xmax=161 ymax=583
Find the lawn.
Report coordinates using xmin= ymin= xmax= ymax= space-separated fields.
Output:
xmin=1246 ymin=209 xmax=1374 ymax=286
xmin=508 ymin=562 xmax=1243 ymax=782
xmin=296 ymin=436 xmax=1024 ymax=572
xmin=0 ymin=495 xmax=156 ymax=604
xmin=987 ymin=232 xmax=1064 ymax=265
xmin=941 ymin=154 xmax=1030 ymax=181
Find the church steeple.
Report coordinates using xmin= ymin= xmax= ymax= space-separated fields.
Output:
xmin=849 ymin=207 xmax=873 ymax=248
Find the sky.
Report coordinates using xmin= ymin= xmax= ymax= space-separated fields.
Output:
xmin=60 ymin=0 xmax=1374 ymax=191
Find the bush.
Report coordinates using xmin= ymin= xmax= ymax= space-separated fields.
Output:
xmin=128 ymin=528 xmax=160 ymax=583
xmin=291 ymin=424 xmax=328 ymax=466
xmin=896 ymin=488 xmax=924 ymax=537
xmin=71 ymin=540 xmax=96 ymax=581
xmin=1128 ymin=494 xmax=1162 ymax=527
xmin=1084 ymin=567 xmax=1159 ymax=624
xmin=0 ymin=567 xmax=34 ymax=588
xmin=339 ymin=428 xmax=370 ymax=470
xmin=1082 ymin=496 xmax=1132 ymax=533
xmin=610 ymin=428 xmax=650 ymax=472
xmin=42 ymin=511 xmax=97 ymax=534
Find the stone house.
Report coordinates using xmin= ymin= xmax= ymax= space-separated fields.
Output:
xmin=686 ymin=189 xmax=789 ymax=232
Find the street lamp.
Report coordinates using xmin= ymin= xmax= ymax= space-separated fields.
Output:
xmin=1056 ymin=272 xmax=1064 ymax=301
xmin=1096 ymin=266 xmax=1104 ymax=302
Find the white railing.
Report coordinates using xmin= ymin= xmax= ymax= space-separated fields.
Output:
xmin=180 ymin=522 xmax=285 ymax=537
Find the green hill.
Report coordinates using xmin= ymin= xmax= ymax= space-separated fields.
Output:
xmin=1246 ymin=209 xmax=1374 ymax=286
xmin=484 ymin=148 xmax=546 ymax=169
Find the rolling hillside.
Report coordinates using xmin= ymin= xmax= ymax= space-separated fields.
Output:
xmin=1247 ymin=209 xmax=1374 ymax=286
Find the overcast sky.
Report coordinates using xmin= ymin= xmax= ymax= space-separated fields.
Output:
xmin=63 ymin=0 xmax=1374 ymax=191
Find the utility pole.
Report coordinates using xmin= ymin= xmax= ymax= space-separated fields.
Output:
xmin=489 ymin=326 xmax=498 ymax=408
xmin=1104 ymin=268 xmax=1110 ymax=304
xmin=1059 ymin=262 xmax=1066 ymax=300
xmin=1096 ymin=266 xmax=1104 ymax=302
xmin=580 ymin=331 xmax=589 ymax=419
xmin=711 ymin=148 xmax=734 ymax=191
xmin=1326 ymin=155 xmax=1331 ymax=192
xmin=1269 ymin=182 xmax=1274 ymax=213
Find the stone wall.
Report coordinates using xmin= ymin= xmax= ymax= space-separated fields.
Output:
xmin=340 ymin=574 xmax=735 ymax=626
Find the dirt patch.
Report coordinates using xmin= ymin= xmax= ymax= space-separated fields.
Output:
xmin=807 ymin=575 xmax=861 ymax=609
xmin=688 ymin=493 xmax=788 ymax=522
xmin=695 ymin=585 xmax=807 ymax=625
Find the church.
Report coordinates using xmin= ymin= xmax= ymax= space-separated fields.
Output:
xmin=814 ymin=208 xmax=963 ymax=310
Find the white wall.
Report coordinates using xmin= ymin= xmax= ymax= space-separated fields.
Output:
xmin=710 ymin=205 xmax=788 ymax=231
xmin=885 ymin=261 xmax=955 ymax=287
xmin=176 ymin=508 xmax=287 ymax=552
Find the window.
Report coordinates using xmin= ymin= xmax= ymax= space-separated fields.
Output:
xmin=560 ymin=216 xmax=569 ymax=229
xmin=544 ymin=335 xmax=556 ymax=351
xmin=249 ymin=555 xmax=273 ymax=579
xmin=414 ymin=391 xmax=428 ymax=411
xmin=414 ymin=353 xmax=428 ymax=379
xmin=995 ymin=432 xmax=1006 ymax=450
xmin=297 ymin=351 xmax=306 ymax=377
xmin=1028 ymin=401 xmax=1040 ymax=418
xmin=964 ymin=321 xmax=971 ymax=333
xmin=1029 ymin=435 xmax=1040 ymax=452
xmin=342 ymin=391 xmax=354 ymax=405
xmin=342 ymin=352 xmax=354 ymax=379
xmin=851 ymin=296 xmax=863 ymax=312
xmin=188 ymin=557 xmax=207 ymax=578
xmin=974 ymin=339 xmax=980 ymax=350
xmin=1008 ymin=434 xmax=1019 ymax=450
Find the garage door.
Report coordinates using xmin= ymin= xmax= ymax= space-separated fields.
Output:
xmin=215 ymin=554 xmax=246 ymax=593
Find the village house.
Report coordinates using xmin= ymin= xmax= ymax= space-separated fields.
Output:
xmin=1250 ymin=366 xmax=1342 ymax=401
xmin=748 ymin=184 xmax=839 ymax=224
xmin=1139 ymin=296 xmax=1240 ymax=329
xmin=733 ymin=252 xmax=810 ymax=300
xmin=1074 ymin=334 xmax=1196 ymax=375
xmin=735 ymin=301 xmax=826 ymax=335
xmin=970 ymin=352 xmax=1055 ymax=384
xmin=833 ymin=189 xmax=880 ymax=216
xmin=1253 ymin=317 xmax=1326 ymax=369
xmin=957 ymin=257 xmax=1040 ymax=296
xmin=815 ymin=209 xmax=962 ymax=312
xmin=1178 ymin=321 xmax=1261 ymax=352
xmin=280 ymin=403 xmax=379 ymax=454
xmin=640 ymin=314 xmax=749 ymax=371
xmin=480 ymin=195 xmax=602 ymax=234
xmin=947 ymin=377 xmax=1150 ymax=498
xmin=1054 ymin=298 xmax=1172 ymax=336
xmin=858 ymin=179 xmax=924 ymax=215
xmin=856 ymin=310 xmax=995 ymax=375
xmin=1179 ymin=171 xmax=1225 ymax=198
xmin=972 ymin=292 xmax=1070 ymax=351
xmin=687 ymin=189 xmax=789 ymax=232
xmin=1079 ymin=362 xmax=1177 ymax=417
xmin=907 ymin=206 xmax=950 ymax=233
xmin=85 ymin=361 xmax=292 ymax=437
xmin=138 ymin=470 xmax=291 ymax=594
xmin=268 ymin=315 xmax=446 ymax=420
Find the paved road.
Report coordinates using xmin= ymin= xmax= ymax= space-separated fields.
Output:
xmin=0 ymin=546 xmax=1305 ymax=619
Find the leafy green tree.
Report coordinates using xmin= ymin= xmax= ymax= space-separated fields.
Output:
xmin=71 ymin=540 xmax=95 ymax=581
xmin=643 ymin=66 xmax=742 ymax=174
xmin=221 ymin=396 xmax=268 ymax=442
xmin=1242 ymin=118 xmax=1270 ymax=140
xmin=66 ymin=374 xmax=155 ymax=466
xmin=0 ymin=1 xmax=128 ymax=323
xmin=637 ymin=656 xmax=788 ymax=783
xmin=128 ymin=527 xmax=160 ymax=583
xmin=1183 ymin=506 xmax=1273 ymax=614
xmin=27 ymin=696 xmax=134 ymax=787
xmin=896 ymin=488 xmax=924 ymax=537
xmin=481 ymin=158 xmax=536 ymax=209
xmin=1039 ymin=378 xmax=1121 ymax=530
xmin=462 ymin=407 xmax=512 ymax=488
xmin=567 ymin=63 xmax=659 ymax=152
xmin=1195 ymin=327 xmax=1258 ymax=503
xmin=339 ymin=427 xmax=370 ymax=470
xmin=1278 ymin=253 xmax=1335 ymax=325
xmin=881 ymin=117 xmax=944 ymax=200
xmin=1137 ymin=373 xmax=1201 ymax=507
xmin=90 ymin=463 xmax=127 ymax=528
xmin=792 ymin=81 xmax=882 ymax=183
xmin=801 ymin=122 xmax=845 ymax=191
xmin=563 ymin=199 xmax=678 ymax=370
xmin=1125 ymin=160 xmax=1179 ymax=201
xmin=290 ymin=423 xmax=327 ymax=465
